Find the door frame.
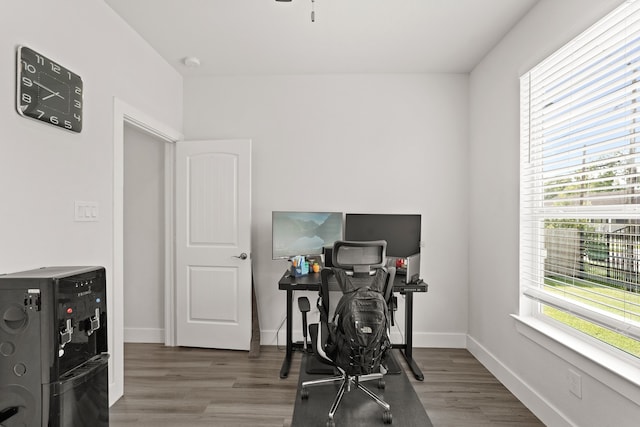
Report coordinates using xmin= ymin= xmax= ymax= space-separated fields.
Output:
xmin=111 ymin=98 xmax=182 ymax=405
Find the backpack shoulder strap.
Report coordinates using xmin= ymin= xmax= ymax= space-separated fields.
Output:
xmin=369 ymin=268 xmax=388 ymax=293
xmin=334 ymin=267 xmax=388 ymax=294
xmin=332 ymin=268 xmax=359 ymax=294
xmin=318 ymin=268 xmax=333 ymax=322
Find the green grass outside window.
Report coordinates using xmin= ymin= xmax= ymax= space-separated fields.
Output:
xmin=543 ymin=280 xmax=640 ymax=358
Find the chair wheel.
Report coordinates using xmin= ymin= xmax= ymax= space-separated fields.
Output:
xmin=378 ymin=378 xmax=386 ymax=389
xmin=301 ymin=388 xmax=309 ymax=400
xmin=383 ymin=410 xmax=393 ymax=424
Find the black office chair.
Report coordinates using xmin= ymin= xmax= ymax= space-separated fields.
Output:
xmin=300 ymin=240 xmax=396 ymax=426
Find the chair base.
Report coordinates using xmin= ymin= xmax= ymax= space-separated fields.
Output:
xmin=301 ymin=370 xmax=392 ymax=425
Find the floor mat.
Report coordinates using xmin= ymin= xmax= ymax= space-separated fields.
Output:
xmin=291 ymin=350 xmax=433 ymax=427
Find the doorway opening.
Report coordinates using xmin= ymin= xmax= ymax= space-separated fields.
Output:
xmin=123 ymin=123 xmax=167 ymax=343
xmin=111 ymin=98 xmax=182 ymax=405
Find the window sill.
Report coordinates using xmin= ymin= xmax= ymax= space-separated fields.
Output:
xmin=512 ymin=314 xmax=640 ymax=406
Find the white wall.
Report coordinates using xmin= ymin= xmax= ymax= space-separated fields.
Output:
xmin=468 ymin=0 xmax=640 ymax=426
xmin=0 ymin=0 xmax=182 ymax=404
xmin=184 ymin=73 xmax=470 ymax=348
xmin=123 ymin=123 xmax=166 ymax=342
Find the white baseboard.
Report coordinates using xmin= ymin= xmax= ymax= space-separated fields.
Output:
xmin=466 ymin=335 xmax=572 ymax=427
xmin=124 ymin=327 xmax=165 ymax=343
xmin=408 ymin=331 xmax=467 ymax=348
xmin=260 ymin=329 xmax=467 ymax=349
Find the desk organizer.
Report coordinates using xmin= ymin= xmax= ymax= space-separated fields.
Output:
xmin=290 ymin=256 xmax=309 ymax=277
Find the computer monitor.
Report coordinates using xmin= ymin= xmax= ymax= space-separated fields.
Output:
xmin=272 ymin=211 xmax=343 ymax=260
xmin=344 ymin=213 xmax=421 ymax=257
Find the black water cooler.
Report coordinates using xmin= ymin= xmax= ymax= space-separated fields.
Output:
xmin=0 ymin=266 xmax=109 ymax=427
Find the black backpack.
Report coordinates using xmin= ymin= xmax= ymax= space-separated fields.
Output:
xmin=324 ymin=268 xmax=391 ymax=376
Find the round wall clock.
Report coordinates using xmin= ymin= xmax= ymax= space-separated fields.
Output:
xmin=16 ymin=46 xmax=83 ymax=133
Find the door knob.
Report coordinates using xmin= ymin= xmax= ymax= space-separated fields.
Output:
xmin=235 ymin=253 xmax=248 ymax=260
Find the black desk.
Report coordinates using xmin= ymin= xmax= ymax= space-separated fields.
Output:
xmin=278 ymin=271 xmax=427 ymax=381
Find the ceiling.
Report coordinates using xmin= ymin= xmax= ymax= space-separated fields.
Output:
xmin=104 ymin=0 xmax=538 ymax=76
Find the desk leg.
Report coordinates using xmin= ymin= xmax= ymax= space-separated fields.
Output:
xmin=400 ymin=291 xmax=424 ymax=381
xmin=279 ymin=289 xmax=293 ymax=379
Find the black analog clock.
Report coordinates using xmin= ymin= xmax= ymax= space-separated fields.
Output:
xmin=16 ymin=46 xmax=83 ymax=133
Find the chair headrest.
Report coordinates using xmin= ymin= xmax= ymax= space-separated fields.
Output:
xmin=332 ymin=240 xmax=386 ymax=274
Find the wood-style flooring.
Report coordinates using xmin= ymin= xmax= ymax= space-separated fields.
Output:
xmin=109 ymin=343 xmax=544 ymax=427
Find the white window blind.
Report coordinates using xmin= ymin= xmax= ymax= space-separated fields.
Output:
xmin=520 ymin=0 xmax=640 ymax=349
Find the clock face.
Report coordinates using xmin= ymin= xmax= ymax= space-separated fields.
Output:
xmin=16 ymin=46 xmax=83 ymax=133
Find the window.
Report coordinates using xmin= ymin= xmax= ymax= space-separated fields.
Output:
xmin=520 ymin=0 xmax=640 ymax=358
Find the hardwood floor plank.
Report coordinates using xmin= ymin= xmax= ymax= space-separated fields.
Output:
xmin=110 ymin=343 xmax=543 ymax=427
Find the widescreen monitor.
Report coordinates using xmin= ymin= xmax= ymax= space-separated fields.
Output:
xmin=344 ymin=213 xmax=421 ymax=257
xmin=272 ymin=211 xmax=343 ymax=260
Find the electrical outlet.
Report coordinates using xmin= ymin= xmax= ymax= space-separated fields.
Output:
xmin=568 ymin=369 xmax=582 ymax=399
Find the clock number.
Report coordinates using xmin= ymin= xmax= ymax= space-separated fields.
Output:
xmin=21 ymin=93 xmax=32 ymax=104
xmin=75 ymin=86 xmax=82 ymax=95
xmin=49 ymin=116 xmax=59 ymax=125
xmin=22 ymin=61 xmax=36 ymax=74
xmin=36 ymin=110 xmax=45 ymax=119
xmin=50 ymin=63 xmax=61 ymax=74
xmin=22 ymin=76 xmax=33 ymax=87
xmin=74 ymin=100 xmax=82 ymax=109
xmin=64 ymin=120 xmax=73 ymax=130
xmin=74 ymin=113 xmax=81 ymax=122
xmin=34 ymin=54 xmax=45 ymax=66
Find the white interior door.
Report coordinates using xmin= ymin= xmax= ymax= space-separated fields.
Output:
xmin=175 ymin=139 xmax=252 ymax=350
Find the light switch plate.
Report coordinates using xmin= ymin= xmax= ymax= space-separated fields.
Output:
xmin=75 ymin=201 xmax=99 ymax=222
